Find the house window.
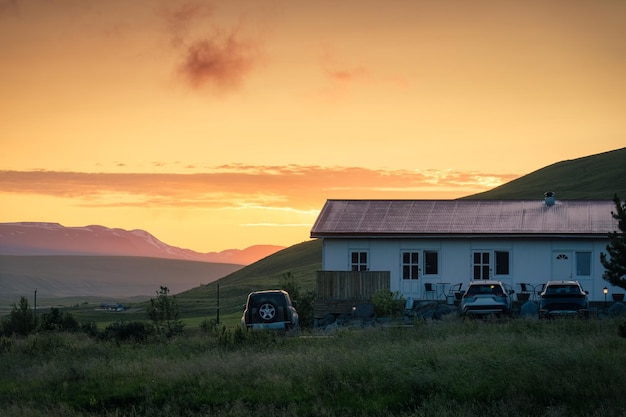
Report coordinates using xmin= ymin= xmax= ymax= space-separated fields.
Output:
xmin=424 ymin=250 xmax=438 ymax=275
xmin=473 ymin=251 xmax=490 ymax=280
xmin=576 ymin=252 xmax=591 ymax=276
xmin=495 ymin=251 xmax=510 ymax=275
xmin=402 ymin=252 xmax=419 ymax=279
xmin=351 ymin=251 xmax=368 ymax=271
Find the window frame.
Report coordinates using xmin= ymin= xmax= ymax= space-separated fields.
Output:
xmin=400 ymin=250 xmax=439 ymax=279
xmin=424 ymin=250 xmax=439 ymax=275
xmin=350 ymin=250 xmax=368 ymax=271
xmin=575 ymin=251 xmax=592 ymax=277
xmin=401 ymin=251 xmax=420 ymax=280
xmin=494 ymin=251 xmax=510 ymax=276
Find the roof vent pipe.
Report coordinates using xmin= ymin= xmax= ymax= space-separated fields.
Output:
xmin=544 ymin=191 xmax=555 ymax=207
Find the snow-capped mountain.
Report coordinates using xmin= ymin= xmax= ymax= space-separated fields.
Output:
xmin=0 ymin=222 xmax=284 ymax=265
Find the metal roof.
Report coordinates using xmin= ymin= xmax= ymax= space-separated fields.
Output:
xmin=310 ymin=199 xmax=618 ymax=238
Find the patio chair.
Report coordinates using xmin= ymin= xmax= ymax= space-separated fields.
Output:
xmin=447 ymin=283 xmax=463 ymax=301
xmin=533 ymin=283 xmax=545 ymax=300
xmin=518 ymin=283 xmax=533 ymax=301
xmin=424 ymin=283 xmax=436 ymax=300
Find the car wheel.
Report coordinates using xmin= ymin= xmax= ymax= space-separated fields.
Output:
xmin=258 ymin=302 xmax=277 ymax=322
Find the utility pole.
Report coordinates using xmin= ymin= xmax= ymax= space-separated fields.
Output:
xmin=34 ymin=288 xmax=37 ymax=325
xmin=216 ymin=284 xmax=220 ymax=325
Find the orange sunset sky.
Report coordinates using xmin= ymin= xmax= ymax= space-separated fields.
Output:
xmin=1 ymin=0 xmax=624 ymax=253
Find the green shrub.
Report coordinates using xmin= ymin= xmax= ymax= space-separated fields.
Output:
xmin=38 ymin=307 xmax=80 ymax=332
xmin=279 ymin=272 xmax=316 ymax=328
xmin=101 ymin=321 xmax=154 ymax=343
xmin=199 ymin=318 xmax=220 ymax=336
xmin=79 ymin=321 xmax=99 ymax=338
xmin=371 ymin=290 xmax=405 ymax=317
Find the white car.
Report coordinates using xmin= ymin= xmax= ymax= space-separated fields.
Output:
xmin=459 ymin=280 xmax=514 ymax=317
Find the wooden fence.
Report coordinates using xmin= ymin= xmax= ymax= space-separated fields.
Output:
xmin=316 ymin=270 xmax=390 ymax=300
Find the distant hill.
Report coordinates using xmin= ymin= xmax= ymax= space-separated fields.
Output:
xmin=0 ymin=222 xmax=284 ymax=265
xmin=463 ymin=147 xmax=626 ymax=200
xmin=0 ymin=255 xmax=243 ymax=304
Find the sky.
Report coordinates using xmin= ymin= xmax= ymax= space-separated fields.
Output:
xmin=1 ymin=0 xmax=624 ymax=253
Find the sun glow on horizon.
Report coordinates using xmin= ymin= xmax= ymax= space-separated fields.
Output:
xmin=1 ymin=1 xmax=624 ymax=251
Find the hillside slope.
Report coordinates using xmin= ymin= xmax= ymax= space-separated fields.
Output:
xmin=464 ymin=147 xmax=626 ymax=200
xmin=176 ymin=239 xmax=322 ymax=318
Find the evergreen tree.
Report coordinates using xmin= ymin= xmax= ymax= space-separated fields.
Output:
xmin=4 ymin=296 xmax=36 ymax=336
xmin=600 ymin=194 xmax=626 ymax=290
xmin=146 ymin=286 xmax=185 ymax=338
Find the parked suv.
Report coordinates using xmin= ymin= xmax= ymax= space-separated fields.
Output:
xmin=538 ymin=280 xmax=589 ymax=319
xmin=459 ymin=280 xmax=514 ymax=317
xmin=241 ymin=290 xmax=299 ymax=331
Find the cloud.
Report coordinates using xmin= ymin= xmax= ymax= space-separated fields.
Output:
xmin=178 ymin=32 xmax=257 ymax=90
xmin=317 ymin=47 xmax=408 ymax=98
xmin=320 ymin=48 xmax=370 ymax=86
xmin=0 ymin=0 xmax=18 ymax=18
xmin=159 ymin=2 xmax=261 ymax=92
xmin=0 ymin=166 xmax=517 ymax=211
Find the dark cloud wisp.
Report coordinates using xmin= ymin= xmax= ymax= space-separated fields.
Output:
xmin=159 ymin=2 xmax=260 ymax=92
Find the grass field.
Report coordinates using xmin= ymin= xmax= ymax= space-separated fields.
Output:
xmin=1 ymin=316 xmax=625 ymax=417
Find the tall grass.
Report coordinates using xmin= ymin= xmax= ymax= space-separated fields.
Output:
xmin=1 ymin=317 xmax=625 ymax=416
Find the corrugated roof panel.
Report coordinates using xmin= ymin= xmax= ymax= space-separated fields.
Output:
xmin=380 ymin=200 xmax=412 ymax=231
xmin=310 ymin=199 xmax=618 ymax=237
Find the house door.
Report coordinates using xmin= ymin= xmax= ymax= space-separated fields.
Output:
xmin=472 ymin=251 xmax=492 ymax=280
xmin=400 ymin=251 xmax=421 ymax=298
xmin=552 ymin=251 xmax=573 ymax=280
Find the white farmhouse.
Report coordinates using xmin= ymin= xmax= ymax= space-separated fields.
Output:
xmin=310 ymin=195 xmax=620 ymax=302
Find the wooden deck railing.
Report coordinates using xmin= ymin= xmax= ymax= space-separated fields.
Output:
xmin=316 ymin=270 xmax=390 ymax=300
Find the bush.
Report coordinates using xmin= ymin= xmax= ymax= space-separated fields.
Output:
xmin=200 ymin=318 xmax=220 ymax=336
xmin=38 ymin=307 xmax=80 ymax=332
xmin=279 ymin=272 xmax=316 ymax=328
xmin=101 ymin=321 xmax=154 ymax=343
xmin=79 ymin=321 xmax=99 ymax=338
xmin=371 ymin=290 xmax=405 ymax=317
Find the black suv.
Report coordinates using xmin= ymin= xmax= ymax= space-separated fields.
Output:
xmin=241 ymin=290 xmax=299 ymax=331
xmin=538 ymin=280 xmax=589 ymax=319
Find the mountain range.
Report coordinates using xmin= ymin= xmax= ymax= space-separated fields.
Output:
xmin=0 ymin=222 xmax=284 ymax=265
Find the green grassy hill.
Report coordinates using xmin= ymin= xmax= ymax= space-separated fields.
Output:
xmin=463 ymin=147 xmax=626 ymax=200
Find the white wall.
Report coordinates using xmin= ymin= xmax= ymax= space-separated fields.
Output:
xmin=320 ymin=237 xmax=615 ymax=302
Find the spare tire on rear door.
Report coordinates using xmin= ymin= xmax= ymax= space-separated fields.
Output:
xmin=258 ymin=302 xmax=277 ymax=322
